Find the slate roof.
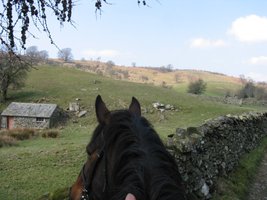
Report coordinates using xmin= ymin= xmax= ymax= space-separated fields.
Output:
xmin=1 ymin=102 xmax=57 ymax=118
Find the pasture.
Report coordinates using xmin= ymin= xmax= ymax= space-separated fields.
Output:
xmin=0 ymin=65 xmax=265 ymax=199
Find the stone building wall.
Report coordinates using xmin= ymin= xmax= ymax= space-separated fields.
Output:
xmin=47 ymin=106 xmax=65 ymax=128
xmin=1 ymin=116 xmax=6 ymax=129
xmin=14 ymin=116 xmax=50 ymax=129
xmin=0 ymin=107 xmax=60 ymax=129
xmin=167 ymin=112 xmax=267 ymax=199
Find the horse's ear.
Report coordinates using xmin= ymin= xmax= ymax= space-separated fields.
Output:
xmin=125 ymin=193 xmax=136 ymax=200
xmin=129 ymin=97 xmax=141 ymax=117
xmin=95 ymin=95 xmax=110 ymax=124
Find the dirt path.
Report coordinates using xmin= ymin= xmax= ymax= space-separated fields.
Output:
xmin=248 ymin=152 xmax=267 ymax=200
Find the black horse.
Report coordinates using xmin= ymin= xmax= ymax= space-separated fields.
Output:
xmin=70 ymin=95 xmax=187 ymax=200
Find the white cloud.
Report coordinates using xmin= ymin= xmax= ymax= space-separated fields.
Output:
xmin=82 ymin=49 xmax=120 ymax=58
xmin=248 ymin=56 xmax=267 ymax=65
xmin=228 ymin=15 xmax=267 ymax=42
xmin=190 ymin=38 xmax=227 ymax=48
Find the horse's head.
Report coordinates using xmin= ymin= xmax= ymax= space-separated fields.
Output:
xmin=70 ymin=95 xmax=186 ymax=200
xmin=69 ymin=95 xmax=140 ymax=200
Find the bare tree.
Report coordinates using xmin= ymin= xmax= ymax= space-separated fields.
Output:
xmin=166 ymin=64 xmax=173 ymax=71
xmin=174 ymin=73 xmax=181 ymax=83
xmin=58 ymin=48 xmax=73 ymax=62
xmin=0 ymin=0 xmax=149 ymax=50
xmin=25 ymin=46 xmax=49 ymax=63
xmin=26 ymin=46 xmax=39 ymax=58
xmin=38 ymin=50 xmax=49 ymax=62
xmin=0 ymin=49 xmax=31 ymax=102
xmin=106 ymin=60 xmax=115 ymax=68
xmin=239 ymin=74 xmax=248 ymax=85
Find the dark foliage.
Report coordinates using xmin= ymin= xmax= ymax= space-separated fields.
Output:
xmin=187 ymin=79 xmax=207 ymax=95
xmin=238 ymin=81 xmax=267 ymax=100
xmin=238 ymin=81 xmax=256 ymax=98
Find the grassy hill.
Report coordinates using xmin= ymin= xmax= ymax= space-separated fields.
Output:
xmin=0 ymin=64 xmax=265 ymax=200
xmin=58 ymin=59 xmax=244 ymax=97
xmin=1 ymin=64 xmax=257 ymax=133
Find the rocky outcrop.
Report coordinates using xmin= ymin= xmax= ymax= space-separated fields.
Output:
xmin=152 ymin=102 xmax=177 ymax=112
xmin=167 ymin=112 xmax=267 ymax=199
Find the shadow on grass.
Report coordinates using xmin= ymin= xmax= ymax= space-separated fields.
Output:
xmin=8 ymin=90 xmax=45 ymax=102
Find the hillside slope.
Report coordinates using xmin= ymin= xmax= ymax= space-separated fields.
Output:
xmin=0 ymin=65 xmax=265 ymax=200
xmin=70 ymin=59 xmax=241 ymax=84
xmin=55 ymin=59 xmax=243 ymax=97
xmin=2 ymin=65 xmax=262 ymax=136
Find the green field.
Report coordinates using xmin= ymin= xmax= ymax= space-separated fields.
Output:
xmin=0 ymin=65 xmax=265 ymax=199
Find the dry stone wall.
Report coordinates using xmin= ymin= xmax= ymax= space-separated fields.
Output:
xmin=167 ymin=112 xmax=267 ymax=199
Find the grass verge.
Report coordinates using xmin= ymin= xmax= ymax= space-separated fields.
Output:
xmin=212 ymin=136 xmax=267 ymax=200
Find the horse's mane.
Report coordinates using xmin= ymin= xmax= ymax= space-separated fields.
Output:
xmin=91 ymin=109 xmax=186 ymax=200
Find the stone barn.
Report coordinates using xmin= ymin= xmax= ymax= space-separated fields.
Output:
xmin=1 ymin=102 xmax=58 ymax=129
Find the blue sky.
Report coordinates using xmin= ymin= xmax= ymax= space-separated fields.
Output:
xmin=27 ymin=0 xmax=267 ymax=82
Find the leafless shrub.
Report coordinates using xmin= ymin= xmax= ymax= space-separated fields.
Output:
xmin=140 ymin=75 xmax=149 ymax=82
xmin=41 ymin=130 xmax=60 ymax=138
xmin=0 ymin=135 xmax=18 ymax=148
xmin=5 ymin=129 xmax=35 ymax=140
